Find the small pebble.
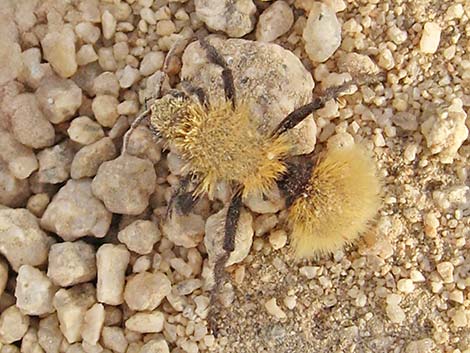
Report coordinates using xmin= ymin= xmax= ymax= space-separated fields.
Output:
xmin=92 ymin=95 xmax=119 ymax=128
xmin=68 ymin=116 xmax=105 ymax=145
xmin=81 ymin=303 xmax=105 ymax=345
xmin=436 ymin=262 xmax=454 ymax=283
xmin=41 ymin=27 xmax=77 ymax=78
xmin=118 ymin=220 xmax=161 ymax=255
xmin=256 ymin=1 xmax=294 ymax=42
xmin=268 ymin=230 xmax=287 ymax=250
xmin=101 ymin=11 xmax=116 ymax=40
xmin=0 ymin=306 xmax=30 ymax=344
xmin=125 ymin=311 xmax=164 ymax=333
xmin=397 ymin=279 xmax=414 ymax=294
xmin=124 ymin=272 xmax=171 ymax=311
xmin=420 ymin=22 xmax=441 ymax=54
xmin=265 ymin=298 xmax=287 ymax=320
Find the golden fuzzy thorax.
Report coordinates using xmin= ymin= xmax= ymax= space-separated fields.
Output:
xmin=150 ymin=96 xmax=292 ymax=198
xmin=289 ymin=144 xmax=381 ymax=258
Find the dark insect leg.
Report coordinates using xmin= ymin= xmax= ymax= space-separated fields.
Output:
xmin=208 ymin=189 xmax=243 ymax=335
xmin=166 ymin=174 xmax=199 ymax=218
xmin=181 ymin=80 xmax=207 ymax=106
xmin=199 ymin=38 xmax=236 ymax=107
xmin=271 ymin=81 xmax=354 ymax=137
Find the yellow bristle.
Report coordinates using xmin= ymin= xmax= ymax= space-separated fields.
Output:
xmin=289 ymin=144 xmax=381 ymax=258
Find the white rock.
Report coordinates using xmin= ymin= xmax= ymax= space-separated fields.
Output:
xmin=52 ymin=284 xmax=96 ymax=344
xmin=36 ymin=141 xmax=75 ymax=184
xmin=35 ymin=75 xmax=82 ymax=124
xmin=0 ymin=130 xmax=38 ymax=180
xmin=421 ymin=98 xmax=468 ymax=163
xmin=140 ymin=51 xmax=165 ymax=76
xmin=387 ymin=25 xmax=407 ymax=45
xmin=303 ymin=2 xmax=341 ymax=62
xmin=117 ymin=65 xmax=140 ymax=89
xmin=124 ymin=272 xmax=171 ymax=311
xmin=96 ymin=244 xmax=130 ymax=306
xmin=256 ymin=1 xmax=294 ymax=42
xmin=92 ymin=155 xmax=156 ymax=215
xmin=436 ymin=262 xmax=454 ymax=283
xmin=18 ymin=48 xmax=52 ymax=89
xmin=101 ymin=11 xmax=116 ymax=40
xmin=386 ymin=303 xmax=405 ymax=324
xmin=405 ymin=338 xmax=435 ymax=353
xmin=81 ymin=303 xmax=105 ymax=345
xmin=15 ymin=265 xmax=56 ymax=316
xmin=9 ymin=93 xmax=55 ymax=149
xmin=125 ymin=311 xmax=164 ymax=333
xmin=244 ymin=187 xmax=284 ymax=214
xmin=0 ymin=208 xmax=51 ymax=271
xmin=0 ymin=306 xmax=30 ymax=344
xmin=38 ymin=314 xmax=63 ymax=353
xmin=76 ymin=44 xmax=98 ymax=66
xmin=92 ymin=95 xmax=119 ymax=128
xmin=68 ymin=116 xmax=105 ymax=145
xmin=21 ymin=327 xmax=44 ymax=353
xmin=75 ymin=22 xmax=100 ymax=44
xmin=93 ymin=72 xmax=120 ymax=97
xmin=70 ymin=137 xmax=117 ymax=179
xmin=41 ymin=27 xmax=77 ymax=78
xmin=101 ymin=327 xmax=127 ymax=353
xmin=181 ymin=38 xmax=316 ymax=155
xmin=264 ymin=298 xmax=287 ymax=319
xmin=140 ymin=339 xmax=169 ymax=353
xmin=118 ymin=220 xmax=161 ymax=255
xmin=0 ymin=40 xmax=22 ymax=86
xmin=420 ymin=22 xmax=441 ymax=54
xmin=41 ymin=179 xmax=112 ymax=241
xmin=47 ymin=241 xmax=96 ymax=287
xmin=205 ymin=207 xmax=253 ymax=267
xmin=397 ymin=279 xmax=414 ymax=294
xmin=195 ymin=0 xmax=256 ymax=37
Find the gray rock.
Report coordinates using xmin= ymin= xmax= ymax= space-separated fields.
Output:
xmin=36 ymin=75 xmax=82 ymax=124
xmin=92 ymin=155 xmax=156 ymax=215
xmin=41 ymin=179 xmax=112 ymax=241
xmin=71 ymin=137 xmax=117 ymax=179
xmin=47 ymin=241 xmax=97 ymax=287
xmin=37 ymin=141 xmax=75 ymax=184
xmin=15 ymin=265 xmax=56 ymax=316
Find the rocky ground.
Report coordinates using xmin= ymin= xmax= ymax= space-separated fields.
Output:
xmin=0 ymin=0 xmax=469 ymax=353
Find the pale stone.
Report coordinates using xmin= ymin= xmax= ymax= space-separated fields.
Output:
xmin=101 ymin=327 xmax=127 ymax=353
xmin=38 ymin=314 xmax=63 ymax=353
xmin=124 ymin=272 xmax=171 ymax=311
xmin=0 ymin=130 xmax=38 ymax=179
xmin=101 ymin=11 xmax=116 ymax=40
xmin=162 ymin=213 xmax=205 ymax=248
xmin=420 ymin=22 xmax=441 ymax=54
xmin=194 ymin=0 xmax=256 ymax=37
xmin=71 ymin=137 xmax=117 ymax=179
xmin=96 ymin=244 xmax=130 ymax=306
xmin=36 ymin=75 xmax=82 ymax=124
xmin=41 ymin=179 xmax=112 ymax=241
xmin=118 ymin=220 xmax=161 ymax=255
xmin=256 ymin=1 xmax=294 ymax=42
xmin=0 ymin=208 xmax=51 ymax=271
xmin=264 ymin=298 xmax=286 ymax=319
xmin=81 ymin=304 xmax=104 ymax=345
xmin=68 ymin=116 xmax=105 ymax=145
xmin=92 ymin=95 xmax=119 ymax=128
xmin=93 ymin=72 xmax=120 ymax=97
xmin=139 ymin=52 xmax=165 ymax=76
xmin=436 ymin=262 xmax=454 ymax=283
xmin=125 ymin=311 xmax=164 ymax=333
xmin=41 ymin=27 xmax=77 ymax=78
xmin=36 ymin=141 xmax=75 ymax=184
xmin=47 ymin=241 xmax=96 ymax=287
xmin=92 ymin=155 xmax=156 ymax=215
xmin=52 ymin=284 xmax=96 ymax=344
xmin=303 ymin=2 xmax=341 ymax=62
xmin=15 ymin=265 xmax=56 ymax=316
xmin=0 ymin=306 xmax=29 ymax=344
xmin=140 ymin=339 xmax=169 ymax=353
xmin=205 ymin=207 xmax=253 ymax=267
xmin=9 ymin=93 xmax=55 ymax=149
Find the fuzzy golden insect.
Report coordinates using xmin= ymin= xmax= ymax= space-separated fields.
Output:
xmin=122 ymin=38 xmax=381 ymax=280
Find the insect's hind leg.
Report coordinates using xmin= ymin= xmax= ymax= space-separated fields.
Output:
xmin=271 ymin=81 xmax=354 ymax=137
xmin=208 ymin=189 xmax=243 ymax=335
xmin=199 ymin=38 xmax=236 ymax=107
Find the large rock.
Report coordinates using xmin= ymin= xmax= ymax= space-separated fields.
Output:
xmin=181 ymin=38 xmax=316 ymax=155
xmin=0 ymin=208 xmax=51 ymax=271
xmin=92 ymin=155 xmax=156 ymax=215
xmin=41 ymin=179 xmax=112 ymax=241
